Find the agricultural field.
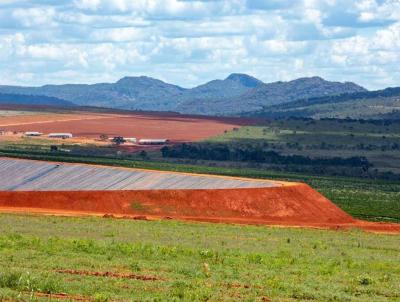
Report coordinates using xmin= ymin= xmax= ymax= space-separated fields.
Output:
xmin=207 ymin=119 xmax=400 ymax=174
xmin=0 ymin=111 xmax=107 ymax=127
xmin=0 ymin=214 xmax=399 ymax=301
xmin=0 ymin=136 xmax=111 ymax=154
xmin=0 ymin=108 xmax=246 ymax=142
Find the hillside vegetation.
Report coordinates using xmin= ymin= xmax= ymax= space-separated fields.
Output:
xmin=181 ymin=76 xmax=365 ymax=115
xmin=248 ymin=87 xmax=400 ymax=119
xmin=0 ymin=93 xmax=75 ymax=107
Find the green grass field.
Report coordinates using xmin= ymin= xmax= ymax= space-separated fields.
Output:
xmin=0 ymin=214 xmax=399 ymax=302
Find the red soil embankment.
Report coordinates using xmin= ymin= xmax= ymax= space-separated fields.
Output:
xmin=0 ymin=184 xmax=398 ymax=233
xmin=0 ymin=184 xmax=352 ymax=224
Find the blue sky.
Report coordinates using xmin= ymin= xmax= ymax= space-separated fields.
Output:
xmin=0 ymin=0 xmax=399 ymax=89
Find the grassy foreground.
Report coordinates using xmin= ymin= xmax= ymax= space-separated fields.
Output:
xmin=0 ymin=214 xmax=399 ymax=301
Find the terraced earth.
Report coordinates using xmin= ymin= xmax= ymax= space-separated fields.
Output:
xmin=0 ymin=157 xmax=399 ymax=233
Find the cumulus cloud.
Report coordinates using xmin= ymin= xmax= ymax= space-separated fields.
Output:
xmin=0 ymin=0 xmax=399 ymax=89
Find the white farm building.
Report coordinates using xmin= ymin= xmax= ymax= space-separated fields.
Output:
xmin=138 ymin=139 xmax=169 ymax=145
xmin=24 ymin=131 xmax=43 ymax=136
xmin=125 ymin=137 xmax=137 ymax=143
xmin=48 ymin=133 xmax=73 ymax=139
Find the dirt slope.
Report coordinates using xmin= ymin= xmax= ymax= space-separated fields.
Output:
xmin=0 ymin=184 xmax=398 ymax=233
xmin=0 ymin=184 xmax=353 ymax=224
xmin=0 ymin=157 xmax=398 ymax=233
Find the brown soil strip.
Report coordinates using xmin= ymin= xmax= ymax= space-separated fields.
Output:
xmin=56 ymin=269 xmax=163 ymax=281
xmin=0 ymin=205 xmax=399 ymax=234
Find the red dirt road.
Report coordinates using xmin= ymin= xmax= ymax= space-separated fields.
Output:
xmin=0 ymin=111 xmax=248 ymax=142
xmin=0 ymin=184 xmax=398 ymax=233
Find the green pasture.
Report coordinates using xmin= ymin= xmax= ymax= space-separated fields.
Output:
xmin=0 ymin=214 xmax=399 ymax=301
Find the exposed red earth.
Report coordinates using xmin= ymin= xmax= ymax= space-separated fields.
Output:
xmin=0 ymin=111 xmax=249 ymax=142
xmin=0 ymin=183 xmax=398 ymax=233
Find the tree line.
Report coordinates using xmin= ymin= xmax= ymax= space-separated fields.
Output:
xmin=161 ymin=143 xmax=372 ymax=169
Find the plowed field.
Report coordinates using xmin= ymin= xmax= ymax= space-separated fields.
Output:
xmin=0 ymin=111 xmax=247 ymax=142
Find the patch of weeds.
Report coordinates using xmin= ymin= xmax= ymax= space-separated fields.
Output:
xmin=170 ymin=281 xmax=190 ymax=299
xmin=247 ymin=253 xmax=264 ymax=264
xmin=291 ymin=288 xmax=316 ymax=300
xmin=199 ymin=249 xmax=214 ymax=259
xmin=130 ymin=201 xmax=147 ymax=212
xmin=358 ymin=275 xmax=373 ymax=286
xmin=104 ymin=231 xmax=115 ymax=238
xmin=129 ymin=261 xmax=141 ymax=272
xmin=177 ymin=267 xmax=196 ymax=278
xmin=0 ymin=270 xmax=62 ymax=294
xmin=0 ymin=270 xmax=22 ymax=288
xmin=93 ymin=293 xmax=110 ymax=302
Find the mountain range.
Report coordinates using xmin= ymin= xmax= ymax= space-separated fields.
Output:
xmin=0 ymin=74 xmax=367 ymax=116
xmin=248 ymin=86 xmax=400 ymax=120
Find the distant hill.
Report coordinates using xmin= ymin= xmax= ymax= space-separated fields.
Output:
xmin=0 ymin=77 xmax=185 ymax=111
xmin=247 ymin=87 xmax=400 ymax=119
xmin=0 ymin=93 xmax=75 ymax=107
xmin=0 ymin=74 xmax=367 ymax=116
xmin=180 ymin=73 xmax=263 ymax=100
xmin=177 ymin=76 xmax=366 ymax=115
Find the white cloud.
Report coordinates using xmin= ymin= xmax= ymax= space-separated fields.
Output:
xmin=90 ymin=27 xmax=145 ymax=42
xmin=374 ymin=22 xmax=400 ymax=50
xmin=12 ymin=7 xmax=57 ymax=27
xmin=0 ymin=0 xmax=398 ymax=89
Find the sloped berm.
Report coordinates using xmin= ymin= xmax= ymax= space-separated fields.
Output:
xmin=0 ymin=157 xmax=398 ymax=233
